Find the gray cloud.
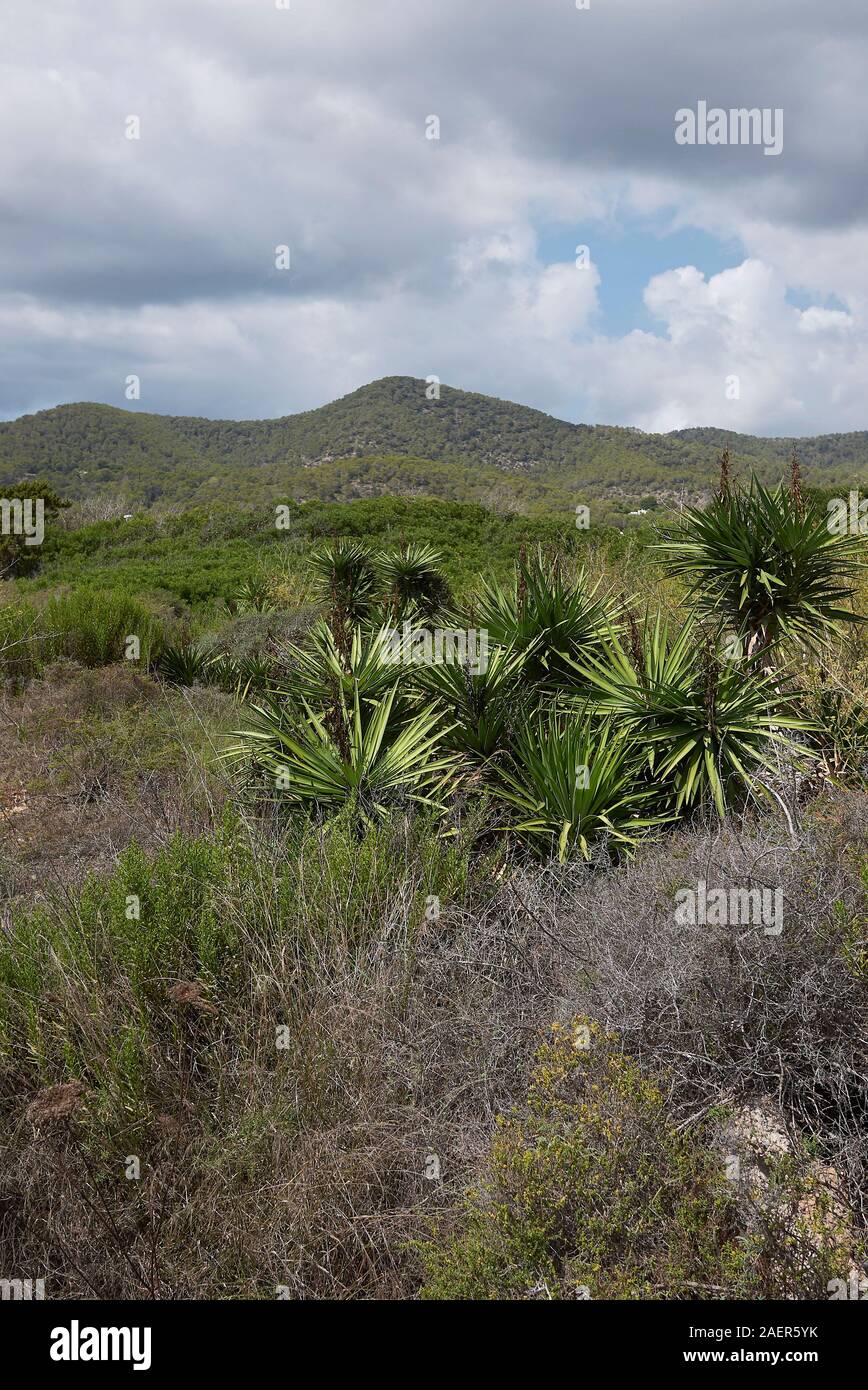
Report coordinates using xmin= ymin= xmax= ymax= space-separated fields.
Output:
xmin=2 ymin=0 xmax=868 ymax=425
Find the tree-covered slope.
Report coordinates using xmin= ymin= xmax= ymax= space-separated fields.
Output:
xmin=1 ymin=376 xmax=865 ymax=510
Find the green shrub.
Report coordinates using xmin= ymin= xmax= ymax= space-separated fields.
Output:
xmin=419 ymin=1022 xmax=834 ymax=1300
xmin=0 ymin=809 xmax=474 ymax=1106
xmin=0 ymin=597 xmax=42 ymax=679
xmin=42 ymin=589 xmax=164 ymax=668
xmin=0 ymin=589 xmax=165 ymax=678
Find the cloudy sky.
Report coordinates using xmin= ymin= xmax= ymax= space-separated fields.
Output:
xmin=2 ymin=0 xmax=868 ymax=433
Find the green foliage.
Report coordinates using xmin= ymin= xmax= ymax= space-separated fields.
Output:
xmin=420 ymin=1023 xmax=756 ymax=1299
xmin=1 ymin=589 xmax=163 ymax=678
xmin=158 ymin=641 xmax=217 ymax=687
xmin=228 ymin=573 xmax=277 ymax=614
xmin=1 ymin=379 xmax=864 ymax=515
xmin=0 ymin=480 xmax=71 ymax=578
xmin=309 ymin=538 xmax=380 ymax=624
xmin=375 ymin=542 xmax=453 ymax=619
xmin=416 ymin=643 xmax=528 ymax=760
xmin=796 ymin=665 xmax=868 ymax=783
xmin=574 ymin=616 xmax=813 ymax=815
xmin=227 ymin=684 xmax=458 ymax=824
xmin=279 ymin=619 xmax=407 ymax=711
xmin=476 ymin=547 xmax=618 ymax=685
xmin=656 ymin=479 xmax=865 ymax=655
xmin=0 ymin=826 xmax=239 ymax=1098
xmin=0 ymin=597 xmax=41 ymax=679
xmin=5 ymin=474 xmax=863 ymax=861
xmin=0 ymin=810 xmax=475 ymax=1102
xmin=42 ymin=590 xmax=163 ymax=668
xmin=157 ymin=641 xmax=274 ymax=698
xmin=309 ymin=537 xmax=453 ymax=627
xmin=11 ymin=495 xmax=631 ymax=613
xmin=497 ymin=714 xmax=661 ymax=860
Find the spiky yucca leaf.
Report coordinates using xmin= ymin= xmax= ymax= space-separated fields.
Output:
xmin=476 ymin=547 xmax=618 ymax=686
xmin=208 ymin=652 xmax=274 ymax=699
xmin=309 ymin=539 xmax=379 ymax=623
xmin=497 ymin=714 xmax=661 ymax=861
xmin=227 ymin=685 xmax=458 ymax=822
xmin=279 ymin=619 xmax=416 ymax=713
xmin=376 ymin=543 xmax=452 ymax=620
xmin=573 ymin=616 xmax=814 ymax=815
xmin=232 ymin=574 xmax=277 ymax=614
xmin=655 ymin=480 xmax=864 ymax=655
xmin=157 ymin=642 xmax=217 ymax=687
xmin=416 ymin=644 xmax=528 ymax=760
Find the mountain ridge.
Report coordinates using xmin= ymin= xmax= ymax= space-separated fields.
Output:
xmin=1 ymin=376 xmax=865 ymax=513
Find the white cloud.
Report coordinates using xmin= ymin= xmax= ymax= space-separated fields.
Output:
xmin=2 ymin=0 xmax=868 ymax=431
xmin=581 ymin=261 xmax=868 ymax=434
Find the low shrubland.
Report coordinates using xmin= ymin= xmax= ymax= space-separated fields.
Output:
xmin=0 ymin=802 xmax=864 ymax=1298
xmin=419 ymin=1023 xmax=842 ymax=1300
xmin=0 ymin=470 xmax=865 ymax=1300
xmin=0 ymin=589 xmax=167 ymax=683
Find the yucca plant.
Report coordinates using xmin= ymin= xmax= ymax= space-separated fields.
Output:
xmin=281 ymin=619 xmax=415 ymax=714
xmin=234 ymin=653 xmax=275 ymax=699
xmin=206 ymin=652 xmax=241 ymax=693
xmin=227 ymin=685 xmax=458 ymax=823
xmin=795 ymin=667 xmax=868 ymax=783
xmin=497 ymin=714 xmax=661 ymax=861
xmin=416 ymin=644 xmax=529 ymax=761
xmin=376 ymin=543 xmax=452 ymax=620
xmin=655 ymin=475 xmax=864 ymax=658
xmin=309 ymin=539 xmax=380 ymax=626
xmin=573 ymin=616 xmax=814 ymax=815
xmin=230 ymin=574 xmax=277 ymax=614
xmin=476 ymin=547 xmax=618 ymax=686
xmin=157 ymin=642 xmax=218 ymax=687
xmin=206 ymin=651 xmax=274 ymax=699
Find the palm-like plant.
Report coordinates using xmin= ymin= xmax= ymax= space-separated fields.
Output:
xmin=655 ymin=479 xmax=864 ymax=657
xmin=158 ymin=642 xmax=275 ymax=699
xmin=376 ymin=543 xmax=452 ymax=620
xmin=495 ymin=717 xmax=656 ymax=856
xmin=497 ymin=714 xmax=661 ymax=861
xmin=416 ymin=644 xmax=528 ymax=760
xmin=476 ymin=547 xmax=618 ymax=686
xmin=573 ymin=616 xmax=813 ymax=815
xmin=795 ymin=664 xmax=868 ymax=783
xmin=157 ymin=642 xmax=218 ymax=687
xmin=280 ymin=619 xmax=415 ymax=713
xmin=231 ymin=574 xmax=277 ymax=614
xmin=227 ymin=685 xmax=457 ymax=823
xmin=208 ymin=651 xmax=274 ymax=699
xmin=309 ymin=539 xmax=379 ymax=625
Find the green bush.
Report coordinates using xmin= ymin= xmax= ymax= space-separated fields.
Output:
xmin=0 ymin=597 xmax=41 ymax=679
xmin=419 ymin=1022 xmax=835 ymax=1300
xmin=42 ymin=589 xmax=164 ymax=668
xmin=0 ymin=589 xmax=165 ymax=679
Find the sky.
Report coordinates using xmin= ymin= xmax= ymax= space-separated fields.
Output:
xmin=2 ymin=0 xmax=868 ymax=434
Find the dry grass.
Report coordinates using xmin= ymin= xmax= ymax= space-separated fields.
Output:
xmin=0 ymin=791 xmax=864 ymax=1299
xmin=0 ymin=662 xmax=232 ymax=901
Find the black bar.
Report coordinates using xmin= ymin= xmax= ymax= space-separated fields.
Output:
xmin=4 ymin=1298 xmax=863 ymax=1375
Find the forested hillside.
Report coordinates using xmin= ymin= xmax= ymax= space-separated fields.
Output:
xmin=1 ymin=376 xmax=866 ymax=513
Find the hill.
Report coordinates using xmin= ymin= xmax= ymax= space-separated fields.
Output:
xmin=1 ymin=376 xmax=866 ymax=514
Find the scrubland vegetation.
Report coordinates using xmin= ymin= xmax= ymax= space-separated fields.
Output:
xmin=0 ymin=459 xmax=866 ymax=1300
